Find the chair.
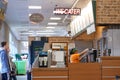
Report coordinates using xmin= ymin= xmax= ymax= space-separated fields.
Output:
xmin=116 ymin=75 xmax=120 ymax=80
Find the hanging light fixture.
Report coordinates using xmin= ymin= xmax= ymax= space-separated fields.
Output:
xmin=29 ymin=13 xmax=44 ymax=24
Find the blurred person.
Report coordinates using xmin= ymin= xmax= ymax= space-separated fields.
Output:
xmin=26 ymin=58 xmax=31 ymax=80
xmin=6 ymin=47 xmax=17 ymax=80
xmin=0 ymin=41 xmax=10 ymax=80
xmin=0 ymin=73 xmax=2 ymax=80
xmin=70 ymin=48 xmax=80 ymax=63
xmin=9 ymin=57 xmax=17 ymax=80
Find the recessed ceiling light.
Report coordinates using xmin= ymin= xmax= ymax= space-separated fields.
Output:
xmin=36 ymin=30 xmax=54 ymax=33
xmin=28 ymin=31 xmax=34 ymax=32
xmin=50 ymin=17 xmax=61 ymax=20
xmin=36 ymin=33 xmax=56 ymax=35
xmin=28 ymin=6 xmax=42 ymax=9
xmin=48 ymin=23 xmax=58 ymax=25
xmin=20 ymin=32 xmax=33 ymax=34
xmin=46 ymin=27 xmax=55 ymax=29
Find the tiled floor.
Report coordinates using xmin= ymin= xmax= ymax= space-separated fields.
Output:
xmin=17 ymin=75 xmax=27 ymax=80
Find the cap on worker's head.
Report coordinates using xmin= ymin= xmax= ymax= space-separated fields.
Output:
xmin=70 ymin=48 xmax=78 ymax=55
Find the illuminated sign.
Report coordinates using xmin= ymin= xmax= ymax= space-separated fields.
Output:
xmin=53 ymin=8 xmax=81 ymax=15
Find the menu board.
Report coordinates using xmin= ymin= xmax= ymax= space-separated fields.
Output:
xmin=87 ymin=23 xmax=95 ymax=35
xmin=52 ymin=43 xmax=67 ymax=49
xmin=70 ymin=0 xmax=95 ymax=36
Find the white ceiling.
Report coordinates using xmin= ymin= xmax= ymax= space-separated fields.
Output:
xmin=5 ymin=0 xmax=90 ymax=41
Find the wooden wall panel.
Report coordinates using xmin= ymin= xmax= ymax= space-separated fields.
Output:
xmin=102 ymin=68 xmax=120 ymax=76
xmin=101 ymin=56 xmax=120 ymax=60
xmin=32 ymin=70 xmax=68 ymax=76
xmin=74 ymin=31 xmax=95 ymax=41
xmin=102 ymin=78 xmax=115 ymax=80
xmin=32 ymin=68 xmax=68 ymax=80
xmin=101 ymin=57 xmax=120 ymax=80
xmin=48 ymin=37 xmax=72 ymax=43
xmin=96 ymin=0 xmax=120 ymax=24
xmin=102 ymin=60 xmax=120 ymax=66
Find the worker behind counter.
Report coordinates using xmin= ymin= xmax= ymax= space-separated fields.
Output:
xmin=70 ymin=48 xmax=87 ymax=63
xmin=70 ymin=48 xmax=80 ymax=63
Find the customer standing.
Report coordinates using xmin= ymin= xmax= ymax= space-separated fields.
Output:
xmin=0 ymin=41 xmax=10 ymax=80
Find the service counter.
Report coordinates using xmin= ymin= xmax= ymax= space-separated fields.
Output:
xmin=32 ymin=63 xmax=101 ymax=80
xmin=32 ymin=56 xmax=120 ymax=80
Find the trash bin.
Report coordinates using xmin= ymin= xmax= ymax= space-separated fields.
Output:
xmin=14 ymin=60 xmax=26 ymax=75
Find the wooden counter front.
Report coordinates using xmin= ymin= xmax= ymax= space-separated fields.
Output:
xmin=101 ymin=56 xmax=120 ymax=60
xmin=69 ymin=63 xmax=101 ymax=80
xmin=32 ymin=68 xmax=68 ymax=80
xmin=101 ymin=56 xmax=120 ymax=80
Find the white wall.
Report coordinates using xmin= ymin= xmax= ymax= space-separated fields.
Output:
xmin=0 ymin=21 xmax=19 ymax=55
xmin=19 ymin=41 xmax=28 ymax=53
xmin=0 ymin=22 xmax=5 ymax=43
xmin=9 ymin=31 xmax=19 ymax=55
xmin=107 ymin=29 xmax=120 ymax=56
